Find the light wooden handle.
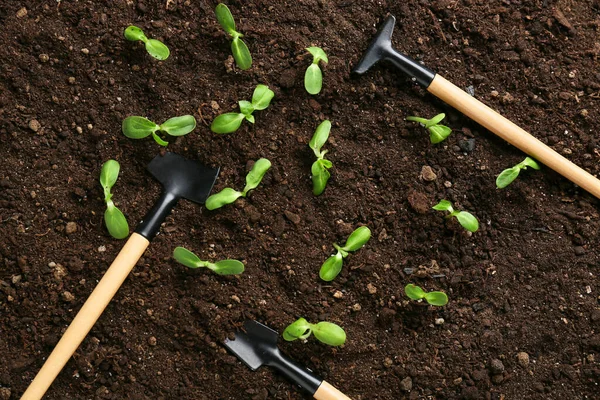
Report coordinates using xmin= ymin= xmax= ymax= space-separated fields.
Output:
xmin=313 ymin=380 xmax=351 ymax=400
xmin=428 ymin=75 xmax=600 ymax=199
xmin=21 ymin=233 xmax=150 ymax=400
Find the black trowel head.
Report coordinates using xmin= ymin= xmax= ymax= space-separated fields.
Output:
xmin=146 ymin=152 xmax=219 ymax=204
xmin=352 ymin=15 xmax=397 ymax=75
xmin=223 ymin=320 xmax=279 ymax=371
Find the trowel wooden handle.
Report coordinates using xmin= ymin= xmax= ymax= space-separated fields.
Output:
xmin=313 ymin=380 xmax=351 ymax=400
xmin=21 ymin=233 xmax=150 ymax=400
xmin=427 ymin=75 xmax=600 ymax=199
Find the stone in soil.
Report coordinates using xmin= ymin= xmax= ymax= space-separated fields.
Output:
xmin=420 ymin=165 xmax=437 ymax=182
xmin=517 ymin=352 xmax=530 ymax=367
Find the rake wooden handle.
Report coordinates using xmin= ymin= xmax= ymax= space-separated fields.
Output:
xmin=21 ymin=233 xmax=150 ymax=400
xmin=313 ymin=380 xmax=351 ymax=400
xmin=427 ymin=75 xmax=600 ymax=199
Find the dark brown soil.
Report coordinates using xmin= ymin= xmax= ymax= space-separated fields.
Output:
xmin=1 ymin=0 xmax=599 ymax=399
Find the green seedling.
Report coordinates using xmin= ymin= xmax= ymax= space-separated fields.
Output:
xmin=122 ymin=115 xmax=197 ymax=146
xmin=320 ymin=226 xmax=371 ymax=281
xmin=206 ymin=158 xmax=271 ymax=210
xmin=123 ymin=25 xmax=170 ymax=60
xmin=433 ymin=200 xmax=479 ymax=233
xmin=173 ymin=247 xmax=244 ymax=275
xmin=405 ymin=284 xmax=448 ymax=306
xmin=99 ymin=160 xmax=129 ymax=239
xmin=309 ymin=120 xmax=333 ymax=195
xmin=406 ymin=113 xmax=452 ymax=144
xmin=215 ymin=3 xmax=252 ymax=70
xmin=211 ymin=84 xmax=274 ymax=134
xmin=496 ymin=157 xmax=540 ymax=189
xmin=304 ymin=47 xmax=328 ymax=95
xmin=283 ymin=318 xmax=346 ymax=346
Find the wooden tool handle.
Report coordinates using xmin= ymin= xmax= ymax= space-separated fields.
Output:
xmin=313 ymin=380 xmax=351 ymax=400
xmin=428 ymin=75 xmax=600 ymax=199
xmin=21 ymin=233 xmax=150 ymax=400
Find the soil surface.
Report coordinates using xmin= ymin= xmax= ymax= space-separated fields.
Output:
xmin=1 ymin=0 xmax=599 ymax=399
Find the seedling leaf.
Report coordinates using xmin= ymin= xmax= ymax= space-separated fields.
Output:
xmin=245 ymin=114 xmax=255 ymax=124
xmin=104 ymin=206 xmax=129 ymax=239
xmin=423 ymin=291 xmax=449 ymax=306
xmin=209 ymin=260 xmax=245 ymax=275
xmin=342 ymin=226 xmax=371 ymax=252
xmin=151 ymin=132 xmax=169 ymax=147
xmin=211 ymin=113 xmax=245 ymax=134
xmin=521 ymin=157 xmax=540 ymax=170
xmin=426 ymin=113 xmax=445 ymax=128
xmin=122 ymin=116 xmax=158 ymax=139
xmin=496 ymin=166 xmax=520 ymax=189
xmin=312 ymin=322 xmax=346 ymax=346
xmin=239 ymin=100 xmax=254 ymax=117
xmin=309 ymin=120 xmax=331 ymax=155
xmin=432 ymin=200 xmax=453 ymax=212
xmin=429 ymin=124 xmax=452 ymax=144
xmin=319 ymin=252 xmax=343 ymax=281
xmin=251 ymin=85 xmax=274 ymax=110
xmin=215 ymin=3 xmax=236 ymax=35
xmin=145 ymin=39 xmax=170 ymax=60
xmin=173 ymin=247 xmax=203 ymax=268
xmin=205 ymin=187 xmax=243 ymax=210
xmin=456 ymin=211 xmax=479 ymax=232
xmin=307 ymin=47 xmax=328 ymax=64
xmin=304 ymin=64 xmax=322 ymax=95
xmin=243 ymin=158 xmax=271 ymax=194
xmin=231 ymin=38 xmax=252 ymax=70
xmin=283 ymin=318 xmax=311 ymax=341
xmin=124 ymin=26 xmax=147 ymax=42
xmin=100 ymin=160 xmax=120 ymax=195
xmin=159 ymin=115 xmax=197 ymax=136
xmin=405 ymin=284 xmax=427 ymax=300
xmin=311 ymin=160 xmax=331 ymax=196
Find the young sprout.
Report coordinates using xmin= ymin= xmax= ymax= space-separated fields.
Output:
xmin=320 ymin=226 xmax=371 ymax=281
xmin=211 ymin=84 xmax=274 ymax=134
xmin=304 ymin=47 xmax=328 ymax=95
xmin=173 ymin=247 xmax=244 ymax=275
xmin=206 ymin=158 xmax=271 ymax=210
xmin=99 ymin=160 xmax=129 ymax=239
xmin=283 ymin=318 xmax=346 ymax=346
xmin=406 ymin=113 xmax=452 ymax=144
xmin=309 ymin=120 xmax=333 ymax=195
xmin=405 ymin=284 xmax=448 ymax=306
xmin=432 ymin=200 xmax=479 ymax=233
xmin=215 ymin=3 xmax=252 ymax=70
xmin=123 ymin=25 xmax=170 ymax=60
xmin=122 ymin=115 xmax=196 ymax=146
xmin=496 ymin=157 xmax=540 ymax=188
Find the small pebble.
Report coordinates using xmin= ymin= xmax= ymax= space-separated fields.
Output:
xmin=0 ymin=387 xmax=11 ymax=400
xmin=490 ymin=359 xmax=505 ymax=374
xmin=444 ymin=181 xmax=452 ymax=188
xmin=28 ymin=119 xmax=41 ymax=132
xmin=39 ymin=54 xmax=49 ymax=63
xmin=16 ymin=7 xmax=27 ymax=18
xmin=210 ymin=101 xmax=220 ymax=110
xmin=574 ymin=246 xmax=585 ymax=256
xmin=367 ymin=283 xmax=377 ymax=294
xmin=81 ymin=48 xmax=89 ymax=55
xmin=148 ymin=336 xmax=157 ymax=346
xmin=400 ymin=376 xmax=413 ymax=391
xmin=68 ymin=77 xmax=76 ymax=84
xmin=231 ymin=295 xmax=241 ymax=303
xmin=383 ymin=358 xmax=393 ymax=368
xmin=98 ymin=245 xmax=106 ymax=252
xmin=435 ymin=318 xmax=445 ymax=325
xmin=333 ymin=291 xmax=343 ymax=299
xmin=12 ymin=275 xmax=22 ymax=284
xmin=420 ymin=165 xmax=437 ymax=182
xmin=65 ymin=222 xmax=78 ymax=234
xmin=76 ymin=126 xmax=83 ymax=134
xmin=351 ymin=303 xmax=361 ymax=312
xmin=62 ymin=291 xmax=75 ymax=302
xmin=53 ymin=264 xmax=67 ymax=281
xmin=517 ymin=352 xmax=530 ymax=367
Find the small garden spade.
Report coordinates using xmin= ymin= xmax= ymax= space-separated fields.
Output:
xmin=22 ymin=153 xmax=219 ymax=399
xmin=353 ymin=15 xmax=600 ymax=200
xmin=224 ymin=320 xmax=351 ymax=400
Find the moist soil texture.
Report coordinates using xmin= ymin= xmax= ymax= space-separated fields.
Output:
xmin=1 ymin=0 xmax=599 ymax=399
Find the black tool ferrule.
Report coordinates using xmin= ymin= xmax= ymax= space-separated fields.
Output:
xmin=135 ymin=191 xmax=179 ymax=241
xmin=385 ymin=46 xmax=436 ymax=88
xmin=268 ymin=350 xmax=322 ymax=395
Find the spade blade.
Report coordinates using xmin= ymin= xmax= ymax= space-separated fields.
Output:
xmin=223 ymin=320 xmax=279 ymax=371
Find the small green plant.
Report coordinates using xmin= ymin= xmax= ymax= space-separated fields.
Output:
xmin=123 ymin=25 xmax=170 ymax=60
xmin=206 ymin=158 xmax=271 ymax=210
xmin=320 ymin=226 xmax=371 ymax=281
xmin=99 ymin=160 xmax=129 ymax=239
xmin=215 ymin=3 xmax=252 ymax=70
xmin=211 ymin=84 xmax=274 ymax=134
xmin=496 ymin=157 xmax=540 ymax=188
xmin=122 ymin=115 xmax=196 ymax=146
xmin=304 ymin=47 xmax=328 ymax=95
xmin=405 ymin=284 xmax=448 ymax=306
xmin=432 ymin=200 xmax=479 ymax=233
xmin=309 ymin=120 xmax=333 ymax=196
xmin=283 ymin=318 xmax=346 ymax=346
xmin=406 ymin=113 xmax=452 ymax=144
xmin=173 ymin=247 xmax=244 ymax=275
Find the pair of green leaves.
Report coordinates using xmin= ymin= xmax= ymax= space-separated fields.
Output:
xmin=283 ymin=318 xmax=346 ymax=347
xmin=122 ymin=115 xmax=197 ymax=146
xmin=433 ymin=200 xmax=479 ymax=233
xmin=320 ymin=226 xmax=371 ymax=281
xmin=406 ymin=113 xmax=452 ymax=144
xmin=304 ymin=47 xmax=328 ymax=95
xmin=173 ymin=247 xmax=244 ymax=275
xmin=496 ymin=157 xmax=540 ymax=188
xmin=123 ymin=25 xmax=170 ymax=60
xmin=211 ymin=85 xmax=274 ymax=134
xmin=405 ymin=284 xmax=448 ymax=306
xmin=206 ymin=158 xmax=271 ymax=210
xmin=309 ymin=120 xmax=333 ymax=195
xmin=215 ymin=3 xmax=252 ymax=70
xmin=99 ymin=160 xmax=129 ymax=239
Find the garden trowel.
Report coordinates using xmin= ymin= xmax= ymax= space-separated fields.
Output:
xmin=353 ymin=15 xmax=600 ymax=200
xmin=22 ymin=152 xmax=219 ymax=400
xmin=224 ymin=320 xmax=351 ymax=400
